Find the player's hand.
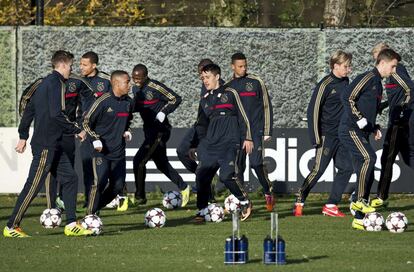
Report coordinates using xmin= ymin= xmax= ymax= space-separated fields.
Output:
xmin=156 ymin=112 xmax=166 ymax=123
xmin=76 ymin=130 xmax=87 ymax=142
xmin=264 ymin=136 xmax=271 ymax=142
xmin=374 ymin=129 xmax=382 ymax=141
xmin=356 ymin=118 xmax=368 ymax=129
xmin=188 ymin=148 xmax=197 ymax=160
xmin=243 ymin=140 xmax=254 ymax=154
xmin=15 ymin=139 xmax=27 ymax=153
xmin=124 ymin=131 xmax=132 ymax=141
xmin=93 ymin=140 xmax=103 ymax=152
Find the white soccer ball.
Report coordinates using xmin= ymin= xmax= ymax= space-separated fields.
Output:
xmin=81 ymin=214 xmax=103 ymax=235
xmin=224 ymin=194 xmax=241 ymax=213
xmin=145 ymin=208 xmax=166 ymax=228
xmin=40 ymin=208 xmax=62 ymax=229
xmin=386 ymin=212 xmax=408 ymax=233
xmin=363 ymin=212 xmax=384 ymax=231
xmin=106 ymin=195 xmax=119 ymax=208
xmin=162 ymin=191 xmax=182 ymax=209
xmin=203 ymin=203 xmax=225 ymax=223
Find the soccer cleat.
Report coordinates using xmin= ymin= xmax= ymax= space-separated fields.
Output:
xmin=322 ymin=204 xmax=345 ymax=217
xmin=352 ymin=218 xmax=364 ymax=230
xmin=370 ymin=197 xmax=388 ymax=208
xmin=192 ymin=211 xmax=205 ymax=223
xmin=106 ymin=195 xmax=119 ymax=209
xmin=265 ymin=194 xmax=275 ymax=212
xmin=181 ymin=185 xmax=191 ymax=207
xmin=240 ymin=200 xmax=252 ymax=221
xmin=64 ymin=223 xmax=93 ymax=237
xmin=3 ymin=226 xmax=30 ymax=238
xmin=351 ymin=200 xmax=375 ymax=214
xmin=117 ymin=196 xmax=129 ymax=212
xmin=135 ymin=198 xmax=147 ymax=205
xmin=56 ymin=197 xmax=65 ymax=210
xmin=293 ymin=202 xmax=304 ymax=217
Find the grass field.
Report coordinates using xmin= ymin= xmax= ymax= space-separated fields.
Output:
xmin=1 ymin=193 xmax=413 ymax=272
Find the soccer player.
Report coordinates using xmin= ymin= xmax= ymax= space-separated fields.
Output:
xmin=194 ymin=63 xmax=254 ymax=222
xmin=82 ymin=70 xmax=133 ymax=215
xmin=76 ymin=52 xmax=126 ymax=210
xmin=226 ymin=52 xmax=275 ymax=211
xmin=176 ymin=58 xmax=222 ymax=202
xmin=338 ymin=48 xmax=400 ymax=230
xmin=131 ymin=64 xmax=190 ymax=206
xmin=4 ymin=50 xmax=92 ymax=237
xmin=369 ymin=43 xmax=414 ymax=208
xmin=293 ymin=50 xmax=354 ymax=217
xmin=18 ymin=73 xmax=86 ymax=211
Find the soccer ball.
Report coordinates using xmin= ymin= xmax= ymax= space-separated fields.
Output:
xmin=363 ymin=212 xmax=384 ymax=231
xmin=145 ymin=208 xmax=166 ymax=228
xmin=40 ymin=208 xmax=62 ymax=228
xmin=203 ymin=203 xmax=225 ymax=223
xmin=386 ymin=212 xmax=408 ymax=233
xmin=224 ymin=194 xmax=241 ymax=213
xmin=162 ymin=191 xmax=182 ymax=209
xmin=81 ymin=214 xmax=103 ymax=235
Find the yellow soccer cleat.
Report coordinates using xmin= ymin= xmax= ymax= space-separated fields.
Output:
xmin=117 ymin=196 xmax=129 ymax=212
xmin=3 ymin=226 xmax=30 ymax=238
xmin=370 ymin=197 xmax=388 ymax=209
xmin=351 ymin=200 xmax=375 ymax=214
xmin=64 ymin=223 xmax=93 ymax=237
xmin=352 ymin=218 xmax=364 ymax=230
xmin=181 ymin=185 xmax=191 ymax=207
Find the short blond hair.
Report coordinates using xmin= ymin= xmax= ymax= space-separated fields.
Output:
xmin=329 ymin=50 xmax=352 ymax=70
xmin=372 ymin=42 xmax=390 ymax=57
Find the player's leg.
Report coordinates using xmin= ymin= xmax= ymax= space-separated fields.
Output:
xmin=132 ymin=135 xmax=161 ymax=204
xmin=176 ymin=127 xmax=198 ymax=173
xmin=195 ymin=160 xmax=219 ymax=222
xmin=325 ymin=139 xmax=353 ymax=217
xmin=294 ymin=136 xmax=336 ymax=216
xmin=153 ymin=130 xmax=190 ymax=207
xmin=4 ymin=147 xmax=53 ymax=237
xmin=86 ymin=156 xmax=110 ymax=215
xmin=219 ymin=145 xmax=251 ymax=221
xmin=99 ymin=158 xmax=126 ymax=211
xmin=80 ymin=141 xmax=94 ymax=207
xmin=249 ymin=135 xmax=274 ymax=211
xmin=342 ymin=130 xmax=376 ymax=214
xmin=373 ymin=124 xmax=400 ymax=207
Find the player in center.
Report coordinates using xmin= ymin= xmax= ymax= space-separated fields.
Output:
xmin=194 ymin=64 xmax=254 ymax=222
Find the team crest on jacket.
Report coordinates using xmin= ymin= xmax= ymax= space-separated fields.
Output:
xmin=246 ymin=82 xmax=254 ymax=92
xmin=145 ymin=91 xmax=154 ymax=100
xmin=96 ymin=157 xmax=103 ymax=166
xmin=220 ymin=93 xmax=229 ymax=103
xmin=68 ymin=82 xmax=77 ymax=92
xmin=331 ymin=89 xmax=336 ymax=94
xmin=97 ymin=82 xmax=105 ymax=92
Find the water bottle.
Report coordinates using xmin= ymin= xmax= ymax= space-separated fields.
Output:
xmin=276 ymin=235 xmax=286 ymax=265
xmin=224 ymin=237 xmax=235 ymax=264
xmin=238 ymin=235 xmax=248 ymax=263
xmin=263 ymin=235 xmax=275 ymax=264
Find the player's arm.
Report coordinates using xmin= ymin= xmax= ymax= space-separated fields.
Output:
xmin=392 ymin=65 xmax=414 ymax=106
xmin=18 ymin=100 xmax=35 ymax=141
xmin=306 ymin=80 xmax=329 ymax=147
xmin=343 ymin=73 xmax=373 ymax=129
xmin=123 ymin=99 xmax=134 ymax=142
xmin=48 ymin=79 xmax=82 ymax=135
xmin=149 ymin=81 xmax=182 ymax=120
xmin=192 ymin=101 xmax=207 ymax=147
xmin=253 ymin=76 xmax=273 ymax=138
xmin=83 ymin=95 xmax=107 ymax=151
xmin=227 ymin=88 xmax=253 ymax=154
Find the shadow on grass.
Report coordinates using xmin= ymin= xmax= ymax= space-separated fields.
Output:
xmin=287 ymin=255 xmax=328 ymax=264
